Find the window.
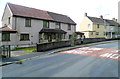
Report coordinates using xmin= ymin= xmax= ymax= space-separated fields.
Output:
xmin=43 ymin=21 xmax=49 ymax=28
xmin=88 ymin=24 xmax=90 ymax=27
xmin=2 ymin=32 xmax=10 ymax=41
xmin=8 ymin=17 xmax=10 ymax=24
xmin=62 ymin=34 xmax=65 ymax=39
xmin=96 ymin=32 xmax=99 ymax=35
xmin=44 ymin=34 xmax=48 ymax=40
xmin=104 ymin=32 xmax=106 ymax=35
xmin=20 ymin=34 xmax=29 ymax=41
xmin=68 ymin=24 xmax=71 ymax=30
xmin=104 ymin=26 xmax=107 ymax=29
xmin=25 ymin=18 xmax=31 ymax=27
xmin=69 ymin=35 xmax=72 ymax=39
xmin=56 ymin=22 xmax=61 ymax=29
xmin=91 ymin=32 xmax=93 ymax=35
xmin=52 ymin=34 xmax=56 ymax=39
xmin=97 ymin=24 xmax=100 ymax=28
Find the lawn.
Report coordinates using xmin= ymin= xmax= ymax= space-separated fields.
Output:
xmin=15 ymin=47 xmax=36 ymax=52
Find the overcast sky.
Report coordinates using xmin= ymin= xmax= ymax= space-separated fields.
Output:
xmin=0 ymin=0 xmax=119 ymax=31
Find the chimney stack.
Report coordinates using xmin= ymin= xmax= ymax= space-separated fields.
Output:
xmin=112 ymin=18 xmax=116 ymax=21
xmin=100 ymin=15 xmax=103 ymax=19
xmin=85 ymin=13 xmax=87 ymax=17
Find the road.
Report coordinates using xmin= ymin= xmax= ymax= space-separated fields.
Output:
xmin=2 ymin=41 xmax=119 ymax=77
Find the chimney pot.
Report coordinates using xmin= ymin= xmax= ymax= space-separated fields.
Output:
xmin=112 ymin=18 xmax=115 ymax=21
xmin=85 ymin=13 xmax=87 ymax=17
xmin=100 ymin=15 xmax=103 ymax=19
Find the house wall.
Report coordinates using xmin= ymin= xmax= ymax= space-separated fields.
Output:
xmin=80 ymin=17 xmax=93 ymax=32
xmin=1 ymin=5 xmax=17 ymax=46
xmin=14 ymin=17 xmax=43 ymax=45
xmin=1 ymin=34 xmax=17 ymax=46
xmin=2 ymin=16 xmax=75 ymax=45
xmin=2 ymin=4 xmax=13 ymax=27
xmin=82 ymin=32 xmax=89 ymax=38
xmin=79 ymin=17 xmax=94 ymax=38
xmin=93 ymin=24 xmax=104 ymax=38
xmin=61 ymin=23 xmax=75 ymax=39
xmin=1 ymin=5 xmax=76 ymax=46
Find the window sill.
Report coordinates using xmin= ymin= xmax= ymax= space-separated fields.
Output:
xmin=25 ymin=26 xmax=31 ymax=27
xmin=20 ymin=39 xmax=30 ymax=41
xmin=2 ymin=40 xmax=10 ymax=42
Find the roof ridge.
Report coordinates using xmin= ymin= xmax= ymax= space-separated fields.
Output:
xmin=7 ymin=3 xmax=47 ymax=12
xmin=87 ymin=16 xmax=102 ymax=19
xmin=47 ymin=11 xmax=69 ymax=17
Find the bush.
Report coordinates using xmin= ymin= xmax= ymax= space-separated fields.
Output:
xmin=70 ymin=33 xmax=77 ymax=46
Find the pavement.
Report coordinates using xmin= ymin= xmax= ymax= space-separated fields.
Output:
xmin=0 ymin=40 xmax=118 ymax=66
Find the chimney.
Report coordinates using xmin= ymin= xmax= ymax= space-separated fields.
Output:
xmin=85 ymin=13 xmax=87 ymax=17
xmin=100 ymin=15 xmax=103 ymax=19
xmin=112 ymin=18 xmax=116 ymax=21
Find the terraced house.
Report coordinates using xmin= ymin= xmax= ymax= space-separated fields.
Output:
xmin=1 ymin=3 xmax=76 ymax=46
xmin=80 ymin=13 xmax=119 ymax=39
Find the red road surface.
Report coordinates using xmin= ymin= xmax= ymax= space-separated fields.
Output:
xmin=60 ymin=47 xmax=120 ymax=61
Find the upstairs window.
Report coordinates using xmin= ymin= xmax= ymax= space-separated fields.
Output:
xmin=56 ymin=22 xmax=61 ymax=29
xmin=20 ymin=34 xmax=29 ymax=41
xmin=25 ymin=18 xmax=31 ymax=27
xmin=2 ymin=32 xmax=10 ymax=41
xmin=97 ymin=24 xmax=100 ymax=28
xmin=88 ymin=24 xmax=90 ymax=28
xmin=8 ymin=17 xmax=10 ymax=24
xmin=43 ymin=21 xmax=49 ymax=28
xmin=68 ymin=24 xmax=71 ymax=30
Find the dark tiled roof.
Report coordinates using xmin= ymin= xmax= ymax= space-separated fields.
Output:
xmin=39 ymin=28 xmax=67 ymax=34
xmin=105 ymin=20 xmax=119 ymax=26
xmin=48 ymin=12 xmax=76 ymax=25
xmin=87 ymin=16 xmax=104 ymax=24
xmin=88 ymin=16 xmax=119 ymax=26
xmin=8 ymin=3 xmax=76 ymax=25
xmin=75 ymin=32 xmax=84 ymax=35
xmin=8 ymin=3 xmax=53 ymax=21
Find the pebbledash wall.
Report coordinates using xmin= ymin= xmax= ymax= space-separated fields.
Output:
xmin=1 ymin=4 xmax=76 ymax=46
xmin=2 ymin=17 xmax=75 ymax=46
xmin=37 ymin=38 xmax=106 ymax=52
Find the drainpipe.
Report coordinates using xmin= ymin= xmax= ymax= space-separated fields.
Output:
xmin=111 ymin=32 xmax=112 ymax=38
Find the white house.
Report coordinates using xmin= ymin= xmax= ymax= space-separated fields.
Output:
xmin=1 ymin=3 xmax=77 ymax=46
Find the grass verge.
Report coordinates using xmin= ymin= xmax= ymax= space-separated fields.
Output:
xmin=14 ymin=47 xmax=36 ymax=52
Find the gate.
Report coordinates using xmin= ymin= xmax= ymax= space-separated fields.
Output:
xmin=0 ymin=45 xmax=11 ymax=58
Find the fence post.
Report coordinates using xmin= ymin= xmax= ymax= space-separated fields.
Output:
xmin=3 ymin=45 xmax=5 ymax=56
xmin=8 ymin=45 xmax=11 ymax=57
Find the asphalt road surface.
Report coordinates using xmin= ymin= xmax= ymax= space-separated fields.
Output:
xmin=2 ymin=40 xmax=119 ymax=77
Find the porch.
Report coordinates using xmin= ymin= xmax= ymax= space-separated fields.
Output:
xmin=39 ymin=28 xmax=67 ymax=43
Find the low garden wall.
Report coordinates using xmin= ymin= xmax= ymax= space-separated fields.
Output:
xmin=37 ymin=38 xmax=106 ymax=52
